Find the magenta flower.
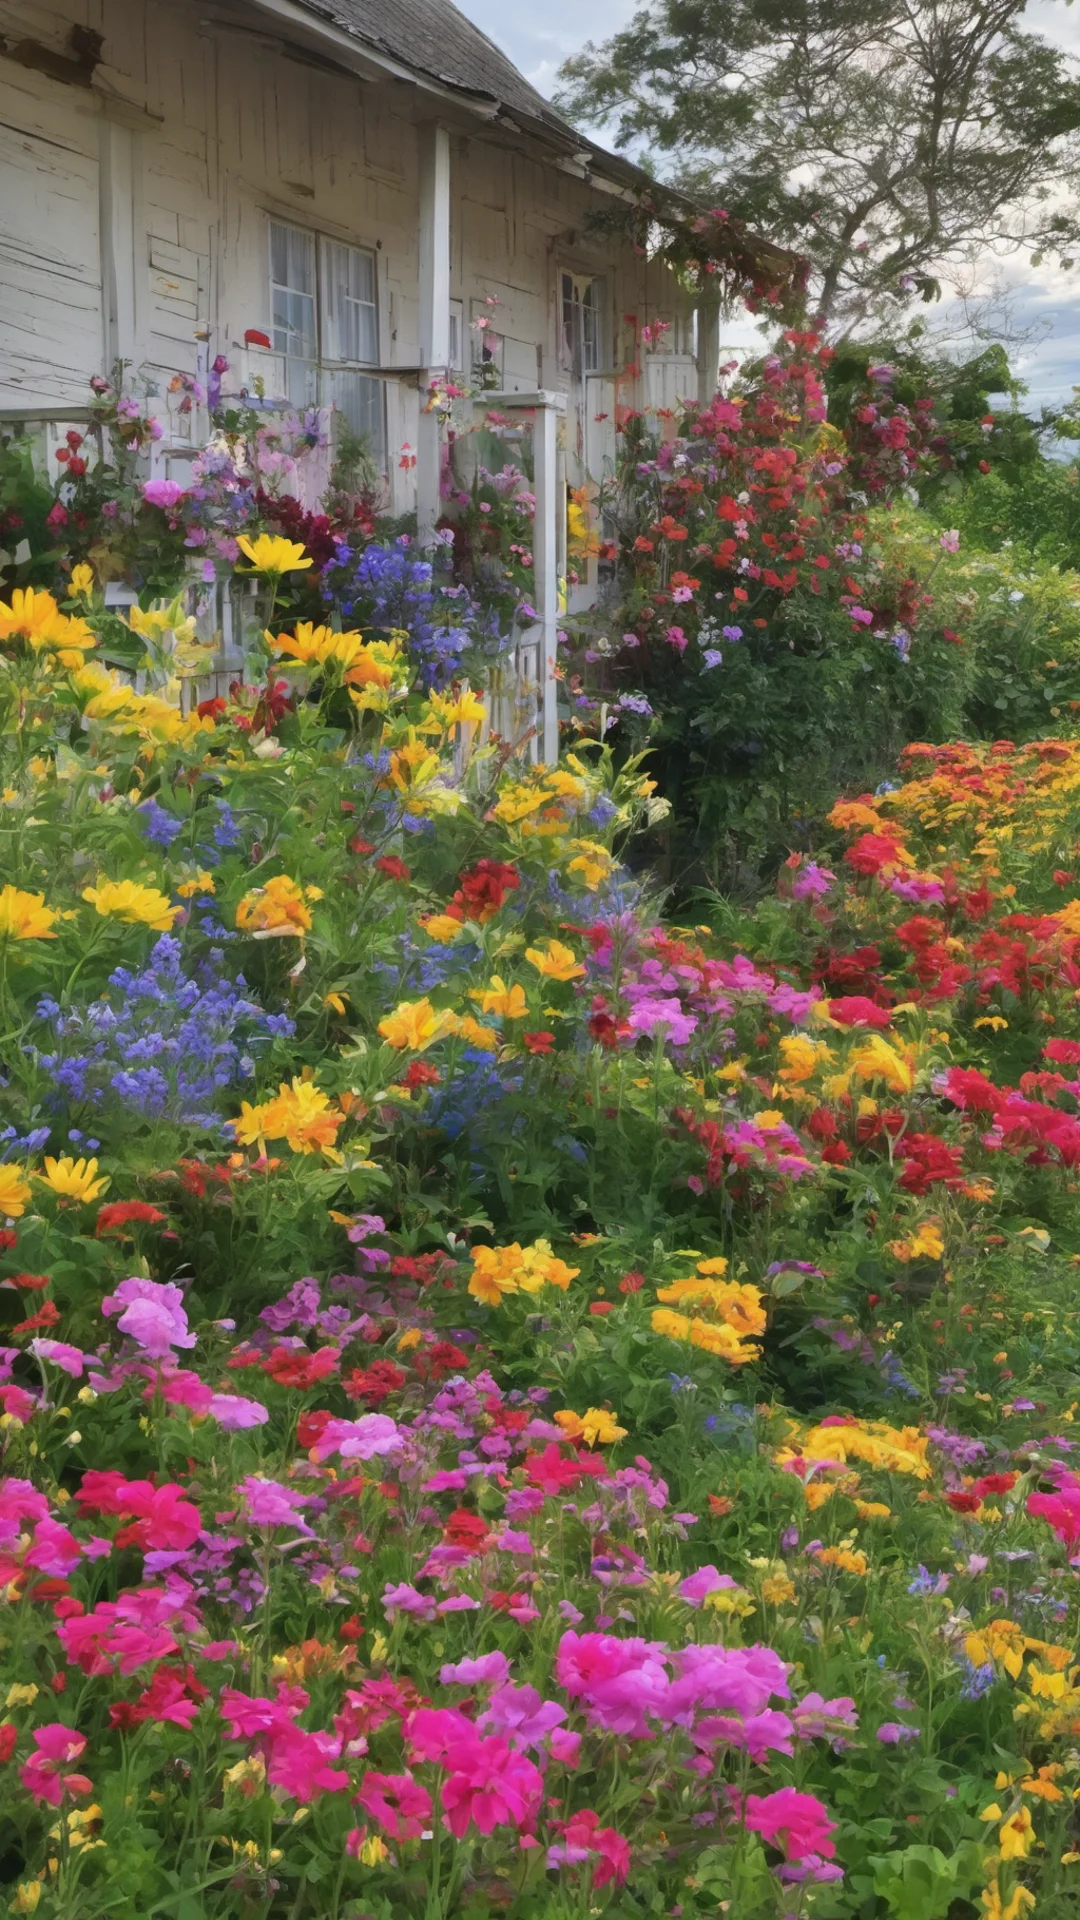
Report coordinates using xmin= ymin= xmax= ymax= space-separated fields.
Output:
xmin=441 ymin=1736 xmax=543 ymax=1837
xmin=309 ymin=1414 xmax=401 ymax=1461
xmin=238 ymin=1476 xmax=314 ymax=1535
xmin=102 ymin=1278 xmax=195 ymax=1358
xmin=142 ymin=478 xmax=187 ymax=509
xmin=207 ymin=1393 xmax=269 ymax=1430
xmin=20 ymin=1725 xmax=92 ymax=1805
xmin=355 ymin=1769 xmax=432 ymax=1839
xmin=439 ymin=1652 xmax=510 ymax=1687
xmin=479 ymin=1681 xmax=566 ymax=1751
xmin=741 ymin=1786 xmax=836 ymax=1860
xmin=265 ymin=1726 xmax=349 ymax=1801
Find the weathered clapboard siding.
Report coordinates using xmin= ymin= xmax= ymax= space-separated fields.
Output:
xmin=0 ymin=0 xmax=700 ymax=507
xmin=0 ymin=65 xmax=104 ymax=405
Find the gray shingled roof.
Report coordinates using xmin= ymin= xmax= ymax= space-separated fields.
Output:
xmin=292 ymin=0 xmax=580 ymax=144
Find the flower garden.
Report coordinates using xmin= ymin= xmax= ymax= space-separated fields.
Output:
xmin=2 ymin=351 xmax=1080 ymax=1920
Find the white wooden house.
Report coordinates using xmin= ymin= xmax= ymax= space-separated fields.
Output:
xmin=0 ymin=0 xmax=714 ymax=489
xmin=0 ymin=0 xmax=717 ymax=752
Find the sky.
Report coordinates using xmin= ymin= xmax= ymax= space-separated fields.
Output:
xmin=454 ymin=0 xmax=1080 ymax=412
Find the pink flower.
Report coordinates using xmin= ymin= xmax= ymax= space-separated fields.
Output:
xmin=74 ymin=1473 xmax=201 ymax=1551
xmin=266 ymin=1726 xmax=349 ymax=1801
xmin=479 ymin=1681 xmax=566 ymax=1751
xmin=665 ymin=624 xmax=688 ymax=651
xmin=308 ymin=1414 xmax=401 ymax=1461
xmin=549 ymin=1727 xmax=581 ymax=1766
xmin=102 ymin=1278 xmax=195 ymax=1357
xmin=439 ymin=1652 xmax=510 ymax=1687
xmin=678 ymin=1564 xmax=736 ymax=1607
xmin=20 ymin=1724 xmax=92 ymax=1805
xmin=742 ymin=1787 xmax=836 ymax=1860
xmin=28 ymin=1338 xmax=88 ymax=1376
xmin=441 ymin=1736 xmax=543 ymax=1837
xmin=406 ymin=1707 xmax=476 ymax=1765
xmin=1028 ymin=1478 xmax=1080 ymax=1547
xmin=239 ymin=1475 xmax=314 ymax=1534
xmin=355 ymin=1769 xmax=432 ymax=1839
xmin=142 ymin=478 xmax=186 ymax=509
xmin=548 ymin=1809 xmax=631 ymax=1886
xmin=24 ymin=1518 xmax=83 ymax=1577
xmin=208 ymin=1392 xmax=268 ymax=1429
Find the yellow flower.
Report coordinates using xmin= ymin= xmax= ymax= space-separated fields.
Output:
xmin=0 ymin=885 xmax=57 ymax=940
xmin=467 ymin=1239 xmax=580 ymax=1304
xmin=777 ymin=1034 xmax=832 ymax=1082
xmin=324 ymin=991 xmax=348 ymax=1017
xmin=554 ymin=1406 xmax=627 ymax=1447
xmin=357 ymin=1834 xmax=389 ymax=1867
xmin=524 ymin=939 xmax=585 ymax=981
xmin=454 ymin=1015 xmax=498 ymax=1051
xmin=813 ymin=1543 xmax=869 ymax=1576
xmin=0 ymin=1165 xmax=31 ymax=1218
xmin=377 ymin=997 xmax=456 ymax=1051
xmin=998 ymin=1805 xmax=1036 ymax=1861
xmin=888 ymin=1222 xmax=944 ymax=1263
xmin=760 ymin=1571 xmax=797 ymax=1606
xmin=69 ymin=563 xmax=94 ymax=598
xmin=236 ymin=875 xmax=313 ymax=937
xmin=470 ymin=975 xmax=529 ymax=1019
xmin=234 ymin=1080 xmax=342 ymax=1156
xmin=420 ymin=914 xmax=464 ymax=943
xmin=850 ymin=1033 xmax=915 ymax=1093
xmin=791 ymin=1418 xmax=931 ymax=1479
xmin=5 ymin=1682 xmax=38 ymax=1708
xmin=0 ymin=586 xmax=63 ymax=646
xmin=9 ymin=1882 xmax=43 ymax=1914
xmin=236 ymin=533 xmax=313 ymax=575
xmin=38 ymin=1156 xmax=110 ymax=1204
xmin=566 ymin=839 xmax=614 ymax=890
xmin=827 ymin=799 xmax=881 ymax=830
xmin=83 ymin=879 xmax=179 ymax=931
xmin=175 ymin=871 xmax=215 ymax=898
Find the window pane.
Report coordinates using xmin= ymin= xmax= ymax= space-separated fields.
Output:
xmin=270 ymin=221 xmax=317 ymax=360
xmin=322 ymin=239 xmax=378 ymax=366
xmin=327 ymin=368 xmax=385 ymax=466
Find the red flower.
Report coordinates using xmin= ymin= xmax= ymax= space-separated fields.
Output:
xmin=588 ymin=1301 xmax=614 ymax=1317
xmin=339 ymin=1613 xmax=365 ymax=1642
xmin=443 ymin=1509 xmax=491 ymax=1553
xmin=827 ymin=996 xmax=893 ymax=1030
xmin=376 ymin=855 xmax=410 ymax=883
xmin=446 ymin=859 xmax=520 ymax=924
xmin=0 ymin=1722 xmax=16 ymax=1763
xmin=400 ymin=1060 xmax=440 ymax=1091
xmin=262 ymin=1346 xmax=340 ymax=1390
xmin=522 ymin=1030 xmax=555 ymax=1055
xmin=1044 ymin=1038 xmax=1080 ymax=1065
xmin=13 ymin=1300 xmax=60 ymax=1333
xmin=297 ymin=1408 xmax=334 ymax=1449
xmin=95 ymin=1201 xmax=167 ymax=1237
xmin=344 ymin=1360 xmax=407 ymax=1406
xmin=821 ymin=1141 xmax=852 ymax=1166
xmin=9 ymin=1272 xmax=50 ymax=1291
xmin=945 ymin=1490 xmax=981 ymax=1514
xmin=971 ymin=1472 xmax=1016 ymax=1498
xmin=348 ymin=833 xmax=376 ymax=856
xmin=0 ymin=1231 xmax=17 ymax=1253
xmin=196 ymin=696 xmax=227 ymax=720
xmin=618 ymin=1271 xmax=646 ymax=1294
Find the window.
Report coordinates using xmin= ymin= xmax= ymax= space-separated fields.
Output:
xmin=561 ymin=271 xmax=606 ymax=376
xmin=448 ymin=299 xmax=464 ymax=373
xmin=269 ymin=219 xmax=384 ymax=460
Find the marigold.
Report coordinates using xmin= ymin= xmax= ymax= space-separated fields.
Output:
xmin=236 ymin=875 xmax=314 ymax=937
xmin=82 ymin=879 xmax=179 ymax=932
xmin=467 ymin=1239 xmax=579 ymax=1304
xmin=38 ymin=1157 xmax=110 ymax=1204
xmin=0 ymin=885 xmax=57 ymax=941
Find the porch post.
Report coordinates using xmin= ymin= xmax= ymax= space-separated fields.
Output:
xmin=533 ymin=396 xmax=560 ymax=765
xmin=696 ymin=294 xmax=721 ymax=407
xmin=417 ymin=121 xmax=451 ymax=542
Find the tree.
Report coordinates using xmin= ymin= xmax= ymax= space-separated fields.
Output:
xmin=556 ymin=0 xmax=1080 ymax=329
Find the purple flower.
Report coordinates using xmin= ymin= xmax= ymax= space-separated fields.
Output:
xmin=790 ymin=862 xmax=835 ymax=900
xmin=208 ymin=1393 xmax=269 ymax=1430
xmin=239 ymin=1475 xmax=314 ymax=1534
xmin=102 ymin=1277 xmax=196 ymax=1358
xmin=382 ymin=1581 xmax=437 ymax=1621
xmin=876 ymin=1722 xmax=919 ymax=1744
xmin=440 ymin=1652 xmax=510 ymax=1687
xmin=679 ymin=1565 xmax=736 ymax=1607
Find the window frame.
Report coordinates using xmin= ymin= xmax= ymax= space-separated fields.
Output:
xmin=267 ymin=215 xmax=385 ymax=461
xmin=559 ymin=268 xmax=610 ymax=378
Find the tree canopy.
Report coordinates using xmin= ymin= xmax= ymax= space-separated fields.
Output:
xmin=557 ymin=0 xmax=1080 ymax=327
